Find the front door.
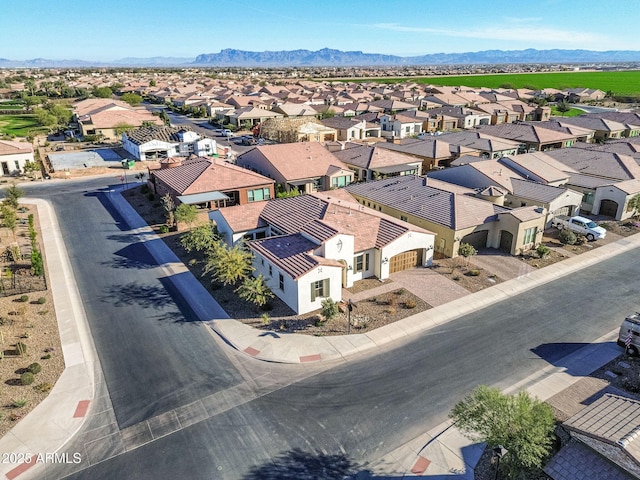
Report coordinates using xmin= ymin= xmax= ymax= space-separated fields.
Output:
xmin=1 ymin=162 xmax=9 ymax=175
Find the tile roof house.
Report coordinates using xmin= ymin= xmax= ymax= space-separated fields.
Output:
xmin=554 ymin=116 xmax=637 ymax=141
xmin=151 ymin=156 xmax=274 ymax=210
xmin=438 ymin=131 xmax=521 ymax=159
xmin=209 ymin=193 xmax=435 ymax=314
xmin=346 ymin=175 xmax=546 ymax=258
xmin=332 ymin=143 xmax=423 ymax=181
xmin=0 ymin=140 xmax=34 ymax=176
xmin=122 ymin=125 xmax=217 ymax=161
xmin=73 ymin=98 xmax=163 ymax=140
xmin=476 ymin=123 xmax=580 ymax=152
xmin=545 ymin=393 xmax=640 ymax=480
xmin=236 ymin=142 xmax=354 ymax=194
xmin=379 ymin=113 xmax=423 ymax=139
xmin=319 ymin=117 xmax=381 ymax=141
xmin=427 ymin=154 xmax=581 ymax=225
xmin=376 ymin=137 xmax=474 ymax=171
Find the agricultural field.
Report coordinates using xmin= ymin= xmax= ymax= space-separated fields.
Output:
xmin=0 ymin=115 xmax=45 ymax=137
xmin=369 ymin=70 xmax=640 ymax=96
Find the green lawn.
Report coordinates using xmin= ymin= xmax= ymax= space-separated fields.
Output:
xmin=0 ymin=115 xmax=46 ymax=137
xmin=364 ymin=70 xmax=640 ymax=96
xmin=550 ymin=106 xmax=583 ymax=117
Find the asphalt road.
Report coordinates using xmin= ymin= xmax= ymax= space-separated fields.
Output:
xmin=23 ymin=178 xmax=244 ymax=430
xmin=21 ymin=177 xmax=640 ymax=479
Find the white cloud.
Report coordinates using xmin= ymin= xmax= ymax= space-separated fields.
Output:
xmin=369 ymin=22 xmax=609 ymax=48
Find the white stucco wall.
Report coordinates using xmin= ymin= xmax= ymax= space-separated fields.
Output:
xmin=593 ymin=185 xmax=630 ymax=220
xmin=378 ymin=231 xmax=434 ymax=279
xmin=0 ymin=151 xmax=32 ymax=175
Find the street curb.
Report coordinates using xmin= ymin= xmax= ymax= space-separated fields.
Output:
xmin=0 ymin=198 xmax=99 ymax=480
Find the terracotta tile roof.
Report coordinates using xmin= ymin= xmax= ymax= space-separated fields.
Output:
xmin=333 ymin=143 xmax=419 ymax=169
xmin=214 ymin=201 xmax=268 ymax=231
xmin=0 ymin=140 xmax=33 ymax=155
xmin=510 ymin=178 xmax=572 ymax=203
xmin=500 ymin=205 xmax=545 ymax=222
xmin=378 ymin=138 xmax=461 ymax=160
xmin=153 ymin=157 xmax=274 ymax=195
xmin=237 ymin=142 xmax=350 ymax=181
xmin=477 ymin=123 xmax=577 ymax=145
xmin=544 ymin=439 xmax=634 ymax=480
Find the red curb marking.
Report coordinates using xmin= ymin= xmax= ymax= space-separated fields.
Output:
xmin=6 ymin=459 xmax=36 ymax=480
xmin=299 ymin=353 xmax=322 ymax=363
xmin=410 ymin=456 xmax=431 ymax=475
xmin=244 ymin=346 xmax=260 ymax=356
xmin=73 ymin=400 xmax=91 ymax=418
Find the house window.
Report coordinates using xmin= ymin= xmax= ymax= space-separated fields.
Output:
xmin=331 ymin=175 xmax=350 ymax=188
xmin=279 ymin=273 xmax=284 ymax=291
xmin=582 ymin=192 xmax=594 ymax=205
xmin=269 ymin=265 xmax=273 ymax=277
xmin=14 ymin=161 xmax=20 ymax=171
xmin=247 ymin=187 xmax=271 ymax=202
xmin=523 ymin=227 xmax=537 ymax=245
xmin=353 ymin=253 xmax=370 ymax=273
xmin=310 ymin=278 xmax=330 ymax=302
xmin=312 ymin=177 xmax=323 ymax=190
xmin=400 ymin=215 xmax=408 ymax=222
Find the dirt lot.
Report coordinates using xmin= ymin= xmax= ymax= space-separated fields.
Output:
xmin=0 ymin=205 xmax=63 ymax=438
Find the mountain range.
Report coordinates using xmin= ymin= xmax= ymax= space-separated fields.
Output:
xmin=2 ymin=48 xmax=640 ymax=68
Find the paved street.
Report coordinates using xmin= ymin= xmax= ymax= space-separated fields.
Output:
xmin=15 ymin=177 xmax=640 ymax=479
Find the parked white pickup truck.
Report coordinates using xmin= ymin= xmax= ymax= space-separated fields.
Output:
xmin=551 ymin=215 xmax=607 ymax=241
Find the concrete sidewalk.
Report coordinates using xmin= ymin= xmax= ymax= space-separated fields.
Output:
xmin=0 ymin=199 xmax=99 ymax=480
xmin=1 ymin=189 xmax=639 ymax=479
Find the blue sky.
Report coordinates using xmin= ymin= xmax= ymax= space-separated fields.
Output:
xmin=2 ymin=0 xmax=638 ymax=60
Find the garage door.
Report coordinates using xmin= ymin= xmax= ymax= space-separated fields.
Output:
xmin=389 ymin=249 xmax=422 ymax=274
xmin=599 ymin=199 xmax=619 ymax=218
xmin=461 ymin=230 xmax=488 ymax=250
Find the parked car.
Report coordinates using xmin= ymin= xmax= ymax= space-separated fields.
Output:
xmin=222 ymin=129 xmax=234 ymax=137
xmin=241 ymin=135 xmax=257 ymax=146
xmin=618 ymin=312 xmax=640 ymax=355
xmin=551 ymin=215 xmax=607 ymax=241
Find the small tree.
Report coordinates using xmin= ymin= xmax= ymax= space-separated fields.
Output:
xmin=627 ymin=193 xmax=640 ymax=218
xmin=450 ymin=385 xmax=555 ymax=478
xmin=180 ymin=223 xmax=220 ymax=253
xmin=161 ymin=193 xmax=176 ymax=227
xmin=536 ymin=244 xmax=550 ymax=259
xmin=174 ymin=203 xmax=198 ymax=230
xmin=204 ymin=240 xmax=253 ymax=286
xmin=458 ymin=242 xmax=477 ymax=266
xmin=556 ymin=100 xmax=571 ymax=115
xmin=30 ymin=248 xmax=44 ymax=276
xmin=1 ymin=205 xmax=17 ymax=242
xmin=121 ymin=92 xmax=143 ymax=107
xmin=321 ymin=297 xmax=339 ymax=322
xmin=236 ymin=274 xmax=274 ymax=309
xmin=4 ymin=183 xmax=24 ymax=208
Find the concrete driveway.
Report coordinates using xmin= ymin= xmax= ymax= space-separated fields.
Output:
xmin=469 ymin=248 xmax=536 ymax=280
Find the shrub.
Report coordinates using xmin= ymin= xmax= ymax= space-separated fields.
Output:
xmin=405 ymin=299 xmax=417 ymax=309
xmin=467 ymin=269 xmax=481 ymax=276
xmin=36 ymin=297 xmax=46 ymax=304
xmin=15 ymin=341 xmax=27 ymax=355
xmin=34 ymin=382 xmax=52 ymax=393
xmin=558 ymin=228 xmax=577 ymax=245
xmin=261 ymin=313 xmax=270 ymax=325
xmin=575 ymin=235 xmax=587 ymax=245
xmin=12 ymin=399 xmax=28 ymax=408
xmin=387 ymin=296 xmax=397 ymax=307
xmin=20 ymin=372 xmax=35 ymax=385
xmin=385 ymin=307 xmax=397 ymax=315
xmin=41 ymin=353 xmax=51 ymax=360
xmin=158 ymin=224 xmax=169 ymax=234
xmin=27 ymin=362 xmax=41 ymax=374
xmin=536 ymin=244 xmax=551 ymax=258
xmin=19 ymin=295 xmax=29 ymax=303
xmin=321 ymin=297 xmax=339 ymax=322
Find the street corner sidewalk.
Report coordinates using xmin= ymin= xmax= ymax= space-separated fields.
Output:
xmin=0 ymin=199 xmax=99 ymax=480
xmin=369 ymin=421 xmax=483 ymax=479
xmin=210 ymin=319 xmax=379 ymax=364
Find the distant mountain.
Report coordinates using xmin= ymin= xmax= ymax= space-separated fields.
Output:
xmin=2 ymin=48 xmax=640 ymax=68
xmin=194 ymin=48 xmax=403 ymax=66
xmin=194 ymin=48 xmax=640 ymax=66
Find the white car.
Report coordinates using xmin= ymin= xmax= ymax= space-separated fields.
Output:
xmin=222 ymin=129 xmax=233 ymax=137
